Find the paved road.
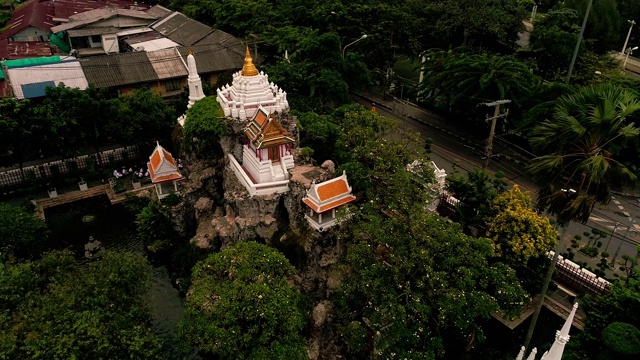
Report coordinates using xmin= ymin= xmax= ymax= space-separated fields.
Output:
xmin=354 ymin=93 xmax=640 ymax=267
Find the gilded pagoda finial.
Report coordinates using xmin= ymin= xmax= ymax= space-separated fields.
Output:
xmin=187 ymin=47 xmax=193 ymax=55
xmin=241 ymin=43 xmax=259 ymax=77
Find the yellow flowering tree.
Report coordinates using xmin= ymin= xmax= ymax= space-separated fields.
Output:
xmin=486 ymin=185 xmax=557 ymax=264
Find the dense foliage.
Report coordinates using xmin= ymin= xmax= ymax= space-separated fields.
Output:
xmin=0 ymin=250 xmax=163 ymax=359
xmin=0 ymin=202 xmax=49 ymax=261
xmin=0 ymin=85 xmax=176 ymax=168
xmin=333 ymin=209 xmax=527 ymax=358
xmin=179 ymin=241 xmax=308 ymax=359
xmin=182 ymin=96 xmax=227 ymax=157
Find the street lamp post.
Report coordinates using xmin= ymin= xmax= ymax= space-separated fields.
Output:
xmin=624 ymin=46 xmax=638 ymax=68
xmin=342 ymin=34 xmax=368 ymax=59
xmin=622 ymin=20 xmax=636 ymax=54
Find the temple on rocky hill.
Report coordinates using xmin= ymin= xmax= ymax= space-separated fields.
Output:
xmin=216 ymin=46 xmax=289 ymax=119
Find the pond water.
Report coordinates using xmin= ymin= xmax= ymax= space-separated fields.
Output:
xmin=45 ymin=195 xmax=190 ymax=359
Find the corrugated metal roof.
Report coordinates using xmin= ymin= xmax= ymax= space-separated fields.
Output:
xmin=194 ymin=29 xmax=235 ymax=46
xmin=8 ymin=60 xmax=88 ymax=99
xmin=145 ymin=5 xmax=172 ymax=19
xmin=129 ymin=38 xmax=179 ymax=52
xmin=51 ymin=7 xmax=157 ymax=33
xmin=151 ymin=12 xmax=211 ymax=46
xmin=147 ymin=48 xmax=187 ymax=79
xmin=80 ymin=51 xmax=157 ymax=88
xmin=177 ymin=41 xmax=244 ymax=74
xmin=67 ymin=26 xmax=119 ymax=37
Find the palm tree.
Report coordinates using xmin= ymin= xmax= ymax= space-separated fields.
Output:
xmin=528 ymin=83 xmax=640 ymax=224
xmin=436 ymin=53 xmax=537 ymax=107
xmin=419 ymin=51 xmax=538 ymax=122
xmin=523 ymin=83 xmax=640 ymax=349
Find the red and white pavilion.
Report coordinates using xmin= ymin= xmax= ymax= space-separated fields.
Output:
xmin=228 ymin=106 xmax=295 ymax=195
xmin=147 ymin=142 xmax=182 ymax=199
xmin=302 ymin=171 xmax=356 ymax=231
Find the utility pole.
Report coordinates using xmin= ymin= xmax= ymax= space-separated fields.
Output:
xmin=482 ymin=100 xmax=511 ymax=169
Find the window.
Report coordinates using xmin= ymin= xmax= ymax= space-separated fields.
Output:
xmin=90 ymin=35 xmax=102 ymax=43
xmin=165 ymin=79 xmax=182 ymax=92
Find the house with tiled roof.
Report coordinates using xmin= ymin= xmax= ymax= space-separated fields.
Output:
xmin=228 ymin=106 xmax=295 ymax=196
xmin=302 ymin=171 xmax=356 ymax=231
xmin=1 ymin=5 xmax=245 ymax=98
xmin=147 ymin=142 xmax=182 ymax=199
xmin=0 ymin=0 xmax=148 ymax=59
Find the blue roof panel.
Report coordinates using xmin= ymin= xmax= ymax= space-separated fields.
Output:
xmin=21 ymin=81 xmax=56 ymax=99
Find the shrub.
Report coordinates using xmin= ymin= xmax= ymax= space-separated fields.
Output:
xmin=583 ymin=231 xmax=591 ymax=237
xmin=574 ymin=235 xmax=582 ymax=241
xmin=601 ymin=252 xmax=609 ymax=258
xmin=597 ymin=241 xmax=603 ymax=248
xmin=112 ymin=179 xmax=126 ymax=193
xmin=571 ymin=243 xmax=579 ymax=248
xmin=580 ymin=246 xmax=598 ymax=257
xmin=566 ymin=251 xmax=575 ymax=260
xmin=602 ymin=322 xmax=640 ymax=355
xmin=160 ymin=192 xmax=182 ymax=207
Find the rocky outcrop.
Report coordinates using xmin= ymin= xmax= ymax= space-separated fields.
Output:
xmin=178 ymin=112 xmax=348 ymax=359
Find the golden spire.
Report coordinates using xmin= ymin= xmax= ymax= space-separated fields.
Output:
xmin=187 ymin=47 xmax=193 ymax=55
xmin=241 ymin=44 xmax=259 ymax=76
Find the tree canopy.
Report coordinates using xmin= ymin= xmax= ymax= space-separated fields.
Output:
xmin=179 ymin=241 xmax=308 ymax=359
xmin=0 ymin=250 xmax=163 ymax=359
xmin=182 ymin=96 xmax=227 ymax=157
xmin=0 ymin=202 xmax=49 ymax=261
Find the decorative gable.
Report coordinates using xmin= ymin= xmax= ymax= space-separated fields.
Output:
xmin=244 ymin=106 xmax=294 ymax=149
xmin=147 ymin=142 xmax=182 ymax=183
xmin=303 ymin=171 xmax=356 ymax=213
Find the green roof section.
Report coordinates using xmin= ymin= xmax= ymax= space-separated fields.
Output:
xmin=3 ymin=56 xmax=62 ymax=69
xmin=50 ymin=32 xmax=71 ymax=54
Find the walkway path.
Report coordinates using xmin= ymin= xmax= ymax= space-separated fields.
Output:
xmin=35 ymin=183 xmax=154 ymax=220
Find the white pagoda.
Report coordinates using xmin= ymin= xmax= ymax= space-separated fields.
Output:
xmin=216 ymin=46 xmax=289 ymax=119
xmin=516 ymin=302 xmax=579 ymax=360
xmin=302 ymin=171 xmax=356 ymax=231
xmin=228 ymin=106 xmax=295 ymax=196
xmin=147 ymin=142 xmax=183 ymax=199
xmin=177 ymin=48 xmax=205 ymax=126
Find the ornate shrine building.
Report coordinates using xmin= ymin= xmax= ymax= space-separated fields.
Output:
xmin=147 ymin=142 xmax=182 ymax=199
xmin=302 ymin=171 xmax=356 ymax=231
xmin=216 ymin=46 xmax=289 ymax=119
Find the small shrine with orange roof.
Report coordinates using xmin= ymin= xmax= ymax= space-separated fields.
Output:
xmin=147 ymin=142 xmax=183 ymax=199
xmin=228 ymin=106 xmax=295 ymax=195
xmin=302 ymin=171 xmax=356 ymax=231
xmin=216 ymin=45 xmax=289 ymax=119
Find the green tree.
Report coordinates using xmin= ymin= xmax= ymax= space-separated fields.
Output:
xmin=565 ymin=0 xmax=621 ymax=53
xmin=108 ymin=88 xmax=176 ymax=145
xmin=528 ymin=8 xmax=581 ymax=81
xmin=182 ymin=96 xmax=227 ymax=157
xmin=566 ymin=278 xmax=640 ymax=359
xmin=0 ymin=98 xmax=47 ymax=176
xmin=445 ymin=168 xmax=507 ymax=228
xmin=333 ymin=210 xmax=527 ymax=358
xmin=136 ymin=200 xmax=178 ymax=254
xmin=0 ymin=250 xmax=163 ymax=359
xmin=297 ymin=111 xmax=340 ymax=163
xmin=486 ymin=185 xmax=557 ymax=264
xmin=178 ymin=241 xmax=308 ymax=359
xmin=420 ymin=52 xmax=538 ymax=117
xmin=425 ymin=0 xmax=528 ymax=47
xmin=528 ymin=83 xmax=640 ymax=224
xmin=0 ymin=202 xmax=49 ymax=261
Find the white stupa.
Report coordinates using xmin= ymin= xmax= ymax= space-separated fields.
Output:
xmin=187 ymin=48 xmax=205 ymax=109
xmin=216 ymin=45 xmax=289 ymax=119
xmin=517 ymin=302 xmax=579 ymax=360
